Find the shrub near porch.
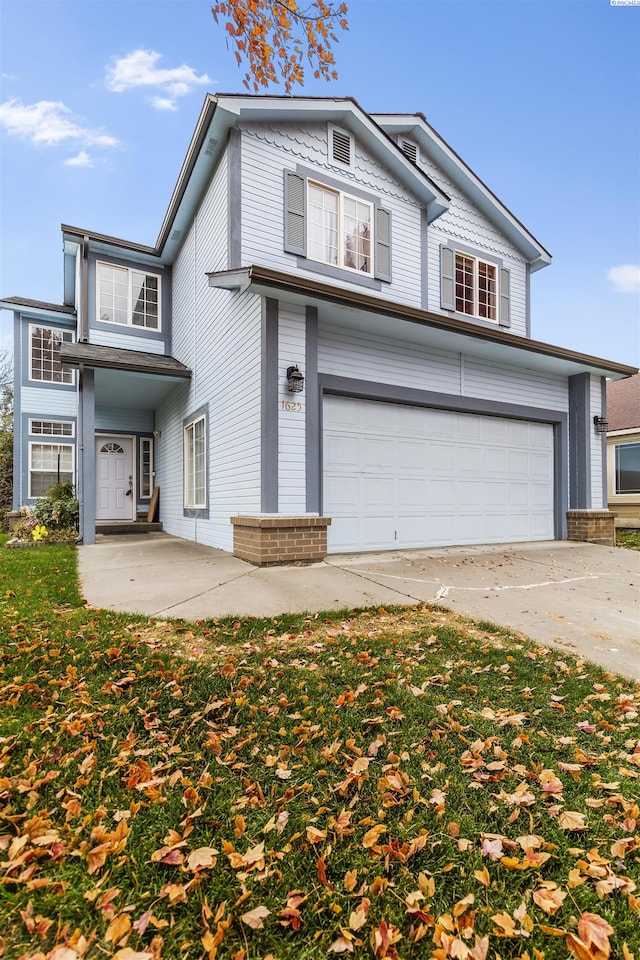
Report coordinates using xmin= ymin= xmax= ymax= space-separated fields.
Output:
xmin=0 ymin=540 xmax=638 ymax=960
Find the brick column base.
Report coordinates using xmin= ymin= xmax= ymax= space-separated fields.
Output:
xmin=231 ymin=515 xmax=332 ymax=565
xmin=566 ymin=510 xmax=616 ymax=547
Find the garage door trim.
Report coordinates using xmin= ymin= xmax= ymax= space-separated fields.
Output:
xmin=307 ymin=373 xmax=568 ymax=540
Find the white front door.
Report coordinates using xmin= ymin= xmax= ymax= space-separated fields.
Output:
xmin=95 ymin=437 xmax=134 ymax=521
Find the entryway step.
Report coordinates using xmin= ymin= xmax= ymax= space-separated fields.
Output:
xmin=96 ymin=522 xmax=163 ymax=535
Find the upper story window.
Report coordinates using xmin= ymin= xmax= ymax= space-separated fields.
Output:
xmin=97 ymin=262 xmax=160 ymax=330
xmin=284 ymin=170 xmax=392 ymax=285
xmin=455 ymin=252 xmax=497 ymax=321
xmin=30 ymin=326 xmax=74 ymax=384
xmin=440 ymin=244 xmax=510 ymax=328
xmin=308 ymin=181 xmax=373 ymax=275
xmin=29 ymin=419 xmax=74 ymax=437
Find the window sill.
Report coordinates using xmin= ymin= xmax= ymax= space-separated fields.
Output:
xmin=296 ymin=256 xmax=383 ymax=291
xmin=183 ymin=507 xmax=209 ymax=519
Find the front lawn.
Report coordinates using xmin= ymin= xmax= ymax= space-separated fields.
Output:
xmin=617 ymin=529 xmax=640 ymax=551
xmin=1 ymin=542 xmax=639 ymax=960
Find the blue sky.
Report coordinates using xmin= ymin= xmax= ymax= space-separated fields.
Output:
xmin=1 ymin=0 xmax=639 ymax=365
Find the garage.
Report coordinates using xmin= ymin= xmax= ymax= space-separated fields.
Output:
xmin=323 ymin=395 xmax=555 ymax=553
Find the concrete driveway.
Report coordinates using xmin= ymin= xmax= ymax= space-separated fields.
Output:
xmin=78 ymin=535 xmax=640 ymax=679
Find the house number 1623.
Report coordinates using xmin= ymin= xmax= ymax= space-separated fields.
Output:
xmin=281 ymin=400 xmax=302 ymax=412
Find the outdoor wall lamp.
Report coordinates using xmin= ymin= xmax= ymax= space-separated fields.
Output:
xmin=287 ymin=365 xmax=304 ymax=393
xmin=593 ymin=415 xmax=608 ymax=434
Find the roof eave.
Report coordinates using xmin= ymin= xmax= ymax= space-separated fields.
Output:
xmin=372 ymin=113 xmax=551 ymax=268
xmin=208 ymin=265 xmax=636 ymax=379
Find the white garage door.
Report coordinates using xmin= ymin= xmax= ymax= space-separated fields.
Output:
xmin=323 ymin=395 xmax=555 ymax=553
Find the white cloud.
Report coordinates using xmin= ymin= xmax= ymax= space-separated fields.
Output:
xmin=608 ymin=265 xmax=640 ymax=294
xmin=152 ymin=97 xmax=178 ymax=112
xmin=65 ymin=150 xmax=94 ymax=168
xmin=105 ymin=49 xmax=211 ymax=109
xmin=0 ymin=98 xmax=118 ymax=148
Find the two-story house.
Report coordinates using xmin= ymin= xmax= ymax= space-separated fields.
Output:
xmin=3 ymin=94 xmax=636 ymax=562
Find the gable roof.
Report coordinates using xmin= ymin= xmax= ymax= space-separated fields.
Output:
xmin=372 ymin=113 xmax=551 ymax=270
xmin=607 ymin=374 xmax=640 ymax=430
xmin=62 ymin=93 xmax=547 ymax=271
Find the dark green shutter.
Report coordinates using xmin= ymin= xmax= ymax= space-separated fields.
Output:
xmin=284 ymin=171 xmax=306 ymax=256
xmin=374 ymin=207 xmax=392 ymax=282
xmin=440 ymin=245 xmax=455 ymax=310
xmin=499 ymin=267 xmax=511 ymax=327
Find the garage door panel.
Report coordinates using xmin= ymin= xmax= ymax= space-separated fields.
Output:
xmin=531 ymin=452 xmax=553 ymax=478
xmin=324 ymin=396 xmax=555 ymax=552
xmin=508 ymin=451 xmax=530 ymax=477
xmin=362 ymin=437 xmax=396 ymax=470
xmin=430 ymin=443 xmax=455 ymax=472
xmin=457 ymin=447 xmax=483 ymax=474
xmin=458 ymin=480 xmax=482 ymax=507
xmin=395 ymin=515 xmax=428 ymax=546
xmin=362 ymin=516 xmax=396 ymax=548
xmin=431 ymin=478 xmax=456 ymax=508
xmin=362 ymin=477 xmax=395 ymax=510
xmin=324 ymin=475 xmax=359 ymax=511
xmin=397 ymin=478 xmax=428 ymax=509
xmin=325 ymin=434 xmax=359 ymax=469
xmin=398 ymin=440 xmax=428 ymax=471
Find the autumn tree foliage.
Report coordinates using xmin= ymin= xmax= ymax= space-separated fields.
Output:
xmin=211 ymin=0 xmax=349 ymax=92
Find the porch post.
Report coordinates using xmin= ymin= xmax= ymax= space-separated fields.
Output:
xmin=79 ymin=366 xmax=96 ymax=544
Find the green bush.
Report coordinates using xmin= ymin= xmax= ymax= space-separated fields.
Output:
xmin=13 ymin=482 xmax=79 ymax=543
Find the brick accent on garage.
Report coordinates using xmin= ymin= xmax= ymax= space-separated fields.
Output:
xmin=231 ymin=515 xmax=332 ymax=565
xmin=566 ymin=510 xmax=616 ymax=547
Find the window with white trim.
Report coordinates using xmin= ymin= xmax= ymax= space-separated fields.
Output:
xmin=30 ymin=326 xmax=74 ymax=384
xmin=284 ymin=171 xmax=392 ymax=283
xmin=455 ymin=252 xmax=497 ymax=321
xmin=184 ymin=414 xmax=206 ymax=509
xmin=140 ymin=437 xmax=153 ymax=499
xmin=29 ymin=442 xmax=74 ymax=498
xmin=308 ymin=182 xmax=373 ymax=275
xmin=97 ymin=262 xmax=161 ymax=330
xmin=440 ymin=245 xmax=510 ymax=327
xmin=615 ymin=442 xmax=640 ymax=495
xmin=29 ymin=419 xmax=74 ymax=437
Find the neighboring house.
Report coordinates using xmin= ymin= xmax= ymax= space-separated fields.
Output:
xmin=2 ymin=94 xmax=637 ymax=562
xmin=606 ymin=374 xmax=640 ymax=528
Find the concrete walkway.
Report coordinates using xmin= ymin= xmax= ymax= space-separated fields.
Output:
xmin=78 ymin=535 xmax=640 ymax=679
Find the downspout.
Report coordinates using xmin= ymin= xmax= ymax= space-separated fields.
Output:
xmin=80 ymin=235 xmax=89 ymax=341
xmin=75 ymin=361 xmax=84 ymax=543
xmin=75 ymin=236 xmax=89 ymax=542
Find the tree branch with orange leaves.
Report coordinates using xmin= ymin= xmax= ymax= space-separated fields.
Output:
xmin=211 ymin=0 xmax=349 ymax=93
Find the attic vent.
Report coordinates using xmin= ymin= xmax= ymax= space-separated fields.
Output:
xmin=170 ymin=229 xmax=182 ymax=242
xmin=329 ymin=125 xmax=353 ymax=167
xmin=204 ymin=137 xmax=218 ymax=157
xmin=399 ymin=138 xmax=418 ymax=164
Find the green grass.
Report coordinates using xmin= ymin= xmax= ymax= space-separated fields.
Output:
xmin=1 ymin=541 xmax=639 ymax=960
xmin=617 ymin=528 xmax=640 ymax=551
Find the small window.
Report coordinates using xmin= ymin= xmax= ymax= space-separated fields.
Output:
xmin=29 ymin=442 xmax=74 ymax=498
xmin=140 ymin=437 xmax=153 ymax=499
xmin=29 ymin=419 xmax=74 ymax=437
xmin=455 ymin=252 xmax=497 ymax=321
xmin=328 ymin=125 xmax=353 ymax=168
xmin=308 ymin=182 xmax=372 ymax=275
xmin=97 ymin=262 xmax=161 ymax=330
xmin=184 ymin=414 xmax=207 ymax=510
xmin=30 ymin=326 xmax=74 ymax=384
xmin=615 ymin=442 xmax=640 ymax=495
